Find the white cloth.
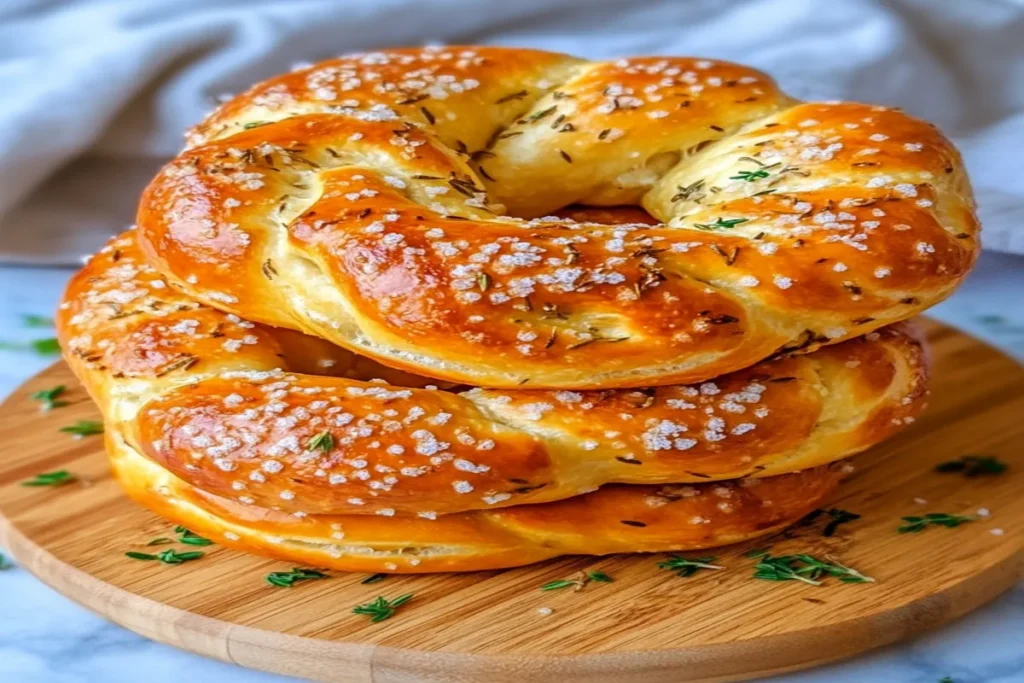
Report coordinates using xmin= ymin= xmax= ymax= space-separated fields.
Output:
xmin=2 ymin=0 xmax=1022 ymax=264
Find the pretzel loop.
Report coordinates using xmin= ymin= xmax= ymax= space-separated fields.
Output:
xmin=137 ymin=47 xmax=977 ymax=389
xmin=60 ymin=232 xmax=927 ymax=518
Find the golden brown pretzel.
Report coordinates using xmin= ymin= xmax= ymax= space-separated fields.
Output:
xmin=137 ymin=46 xmax=977 ymax=389
xmin=108 ymin=432 xmax=843 ymax=573
xmin=59 ymin=230 xmax=927 ymax=517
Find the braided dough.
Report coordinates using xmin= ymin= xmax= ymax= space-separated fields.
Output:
xmin=137 ymin=46 xmax=977 ymax=389
xmin=58 ymin=230 xmax=927 ymax=518
xmin=108 ymin=433 xmax=842 ymax=573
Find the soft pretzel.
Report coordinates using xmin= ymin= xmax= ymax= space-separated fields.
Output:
xmin=136 ymin=46 xmax=977 ymax=389
xmin=58 ymin=230 xmax=927 ymax=517
xmin=108 ymin=431 xmax=843 ymax=573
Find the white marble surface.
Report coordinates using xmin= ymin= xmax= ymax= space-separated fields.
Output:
xmin=0 ymin=252 xmax=1021 ymax=683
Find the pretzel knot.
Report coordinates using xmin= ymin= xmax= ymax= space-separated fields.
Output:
xmin=58 ymin=46 xmax=963 ymax=571
xmin=137 ymin=46 xmax=976 ymax=389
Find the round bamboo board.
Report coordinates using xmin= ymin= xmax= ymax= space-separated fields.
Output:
xmin=0 ymin=319 xmax=1021 ymax=683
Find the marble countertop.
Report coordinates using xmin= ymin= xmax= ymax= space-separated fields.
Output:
xmin=1 ymin=251 xmax=1021 ymax=683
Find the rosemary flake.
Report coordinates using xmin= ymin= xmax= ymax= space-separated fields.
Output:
xmin=752 ymin=553 xmax=874 ymax=585
xmin=307 ymin=431 xmax=334 ymax=453
xmin=266 ymin=567 xmax=328 ymax=588
xmin=540 ymin=570 xmax=613 ymax=592
xmin=125 ymin=549 xmax=205 ymax=564
xmin=59 ymin=420 xmax=104 ymax=437
xmin=693 ymin=217 xmax=749 ymax=231
xmin=658 ymin=555 xmax=724 ymax=578
xmin=898 ymin=513 xmax=976 ymax=533
xmin=935 ymin=455 xmax=1007 ymax=477
xmin=22 ymin=469 xmax=76 ymax=487
xmin=176 ymin=528 xmax=214 ymax=546
xmin=353 ymin=593 xmax=413 ymax=622
xmin=730 ymin=169 xmax=770 ymax=182
xmin=32 ymin=385 xmax=68 ymax=411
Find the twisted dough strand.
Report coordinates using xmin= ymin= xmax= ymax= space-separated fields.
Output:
xmin=137 ymin=46 xmax=976 ymax=388
xmin=59 ymin=230 xmax=926 ymax=518
xmin=108 ymin=433 xmax=843 ymax=573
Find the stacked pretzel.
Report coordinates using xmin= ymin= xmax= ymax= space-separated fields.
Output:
xmin=57 ymin=46 xmax=976 ymax=573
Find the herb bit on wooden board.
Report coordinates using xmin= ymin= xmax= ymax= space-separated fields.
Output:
xmin=752 ymin=553 xmax=874 ymax=585
xmin=658 ymin=556 xmax=724 ymax=578
xmin=935 ymin=455 xmax=1007 ymax=477
xmin=59 ymin=420 xmax=104 ymax=437
xmin=174 ymin=527 xmax=214 ymax=546
xmin=898 ymin=513 xmax=976 ymax=533
xmin=125 ymin=549 xmax=205 ymax=565
xmin=266 ymin=568 xmax=328 ymax=588
xmin=353 ymin=594 xmax=414 ymax=623
xmin=541 ymin=570 xmax=613 ymax=591
xmin=31 ymin=385 xmax=68 ymax=411
xmin=22 ymin=470 xmax=76 ymax=487
xmin=145 ymin=537 xmax=174 ymax=547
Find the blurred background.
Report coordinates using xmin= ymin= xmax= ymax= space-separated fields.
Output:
xmin=2 ymin=0 xmax=1024 ymax=262
xmin=0 ymin=1 xmax=1021 ymax=682
xmin=0 ymin=0 xmax=1022 ymax=356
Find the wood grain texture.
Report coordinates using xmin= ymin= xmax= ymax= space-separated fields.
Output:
xmin=0 ymin=318 xmax=1021 ymax=683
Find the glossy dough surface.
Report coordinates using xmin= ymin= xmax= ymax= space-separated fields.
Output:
xmin=108 ymin=432 xmax=843 ymax=573
xmin=58 ymin=231 xmax=927 ymax=518
xmin=137 ymin=46 xmax=977 ymax=388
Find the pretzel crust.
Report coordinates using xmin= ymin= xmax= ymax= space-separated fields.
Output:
xmin=108 ymin=431 xmax=843 ymax=573
xmin=59 ymin=230 xmax=927 ymax=518
xmin=137 ymin=46 xmax=976 ymax=389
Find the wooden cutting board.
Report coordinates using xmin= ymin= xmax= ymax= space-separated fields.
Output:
xmin=0 ymin=318 xmax=1021 ymax=683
